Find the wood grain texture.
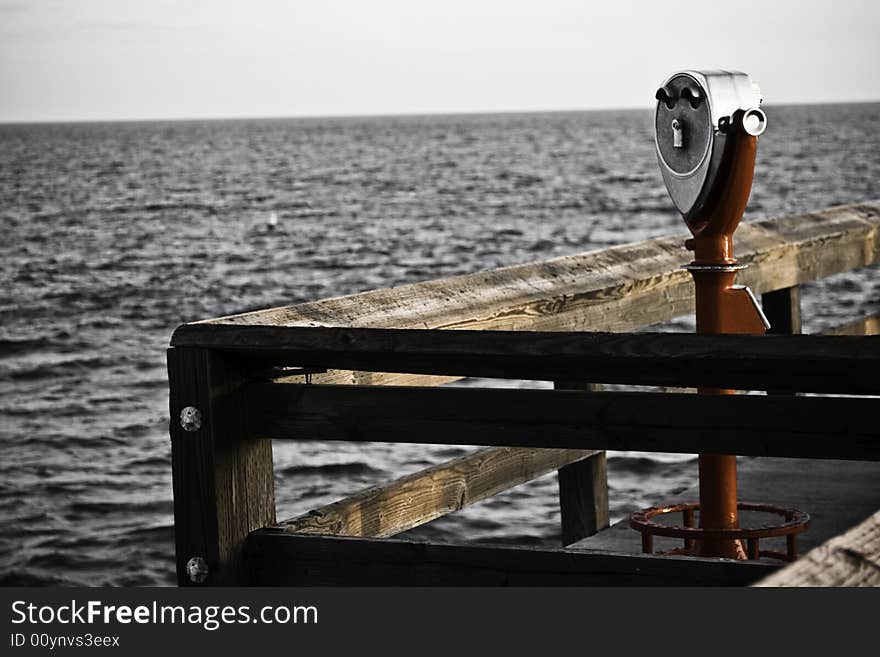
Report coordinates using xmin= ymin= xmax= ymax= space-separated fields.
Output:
xmin=242 ymin=383 xmax=880 ymax=460
xmin=167 ymin=348 xmax=275 ymax=585
xmin=172 ymin=327 xmax=880 ymax=395
xmin=279 ymin=447 xmax=600 ymax=537
xmin=268 ymin=313 xmax=869 ymax=549
xmin=267 ymin=309 xmax=877 ymax=548
xmin=245 ymin=531 xmax=777 ymax=586
xmin=754 ymin=510 xmax=880 ymax=586
xmin=173 ymin=202 xmax=880 ymax=388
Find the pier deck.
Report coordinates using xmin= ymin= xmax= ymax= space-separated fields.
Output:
xmin=574 ymin=456 xmax=880 ymax=560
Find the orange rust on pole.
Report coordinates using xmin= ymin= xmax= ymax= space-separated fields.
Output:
xmin=684 ymin=129 xmax=758 ymax=265
xmin=685 ymin=127 xmax=767 ymax=559
xmin=634 ymin=71 xmax=808 ymax=561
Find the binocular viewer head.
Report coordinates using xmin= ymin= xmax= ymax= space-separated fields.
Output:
xmin=654 ymin=70 xmax=765 ymax=238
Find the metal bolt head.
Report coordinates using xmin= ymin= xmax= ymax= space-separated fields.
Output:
xmin=180 ymin=406 xmax=202 ymax=432
xmin=186 ymin=556 xmax=209 ymax=584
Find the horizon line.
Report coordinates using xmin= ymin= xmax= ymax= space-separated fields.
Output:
xmin=2 ymin=97 xmax=879 ymax=126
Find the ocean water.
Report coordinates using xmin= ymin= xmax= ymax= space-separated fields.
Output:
xmin=1 ymin=104 xmax=878 ymax=586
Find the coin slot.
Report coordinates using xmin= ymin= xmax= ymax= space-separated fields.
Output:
xmin=672 ymin=119 xmax=684 ymax=148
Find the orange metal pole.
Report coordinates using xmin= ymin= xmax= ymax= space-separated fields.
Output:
xmin=685 ymin=129 xmax=767 ymax=559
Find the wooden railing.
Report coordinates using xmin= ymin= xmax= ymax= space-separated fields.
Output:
xmin=755 ymin=509 xmax=880 ymax=586
xmin=167 ymin=201 xmax=880 ymax=586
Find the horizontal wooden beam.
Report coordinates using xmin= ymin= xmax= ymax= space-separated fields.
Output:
xmin=754 ymin=509 xmax=880 ymax=586
xmin=279 ymin=446 xmax=599 ymax=538
xmin=254 ymin=318 xmax=878 ymax=546
xmin=245 ymin=531 xmax=777 ymax=586
xmin=172 ymin=327 xmax=880 ymax=395
xmin=174 ymin=202 xmax=880 ymax=388
xmin=242 ymin=383 xmax=880 ymax=461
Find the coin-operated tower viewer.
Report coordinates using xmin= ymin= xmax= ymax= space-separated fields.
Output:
xmin=633 ymin=70 xmax=809 ymax=560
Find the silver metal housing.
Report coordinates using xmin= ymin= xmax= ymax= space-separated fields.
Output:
xmin=654 ymin=70 xmax=764 ymax=219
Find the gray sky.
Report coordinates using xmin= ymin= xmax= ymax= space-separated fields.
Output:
xmin=1 ymin=0 xmax=878 ymax=122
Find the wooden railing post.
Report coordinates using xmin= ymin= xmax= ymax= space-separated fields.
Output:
xmin=553 ymin=380 xmax=609 ymax=546
xmin=762 ymin=286 xmax=801 ymax=335
xmin=167 ymin=347 xmax=275 ymax=585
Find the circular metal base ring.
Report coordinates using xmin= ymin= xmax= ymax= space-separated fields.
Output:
xmin=629 ymin=501 xmax=810 ymax=562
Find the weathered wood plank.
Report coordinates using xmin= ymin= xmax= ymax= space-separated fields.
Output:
xmin=279 ymin=446 xmax=600 ymax=538
xmin=754 ymin=510 xmax=880 ymax=587
xmin=270 ymin=308 xmax=865 ymax=548
xmin=762 ymin=286 xmax=801 ymax=335
xmin=242 ymin=383 xmax=880 ymax=460
xmin=194 ymin=203 xmax=880 ymax=331
xmin=554 ymin=381 xmax=608 ymax=545
xmin=245 ymin=531 xmax=777 ymax=586
xmin=172 ymin=202 xmax=880 ymax=388
xmin=172 ymin=327 xmax=880 ymax=395
xmin=167 ymin=348 xmax=276 ymax=585
xmin=171 ymin=204 xmax=880 ymax=387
